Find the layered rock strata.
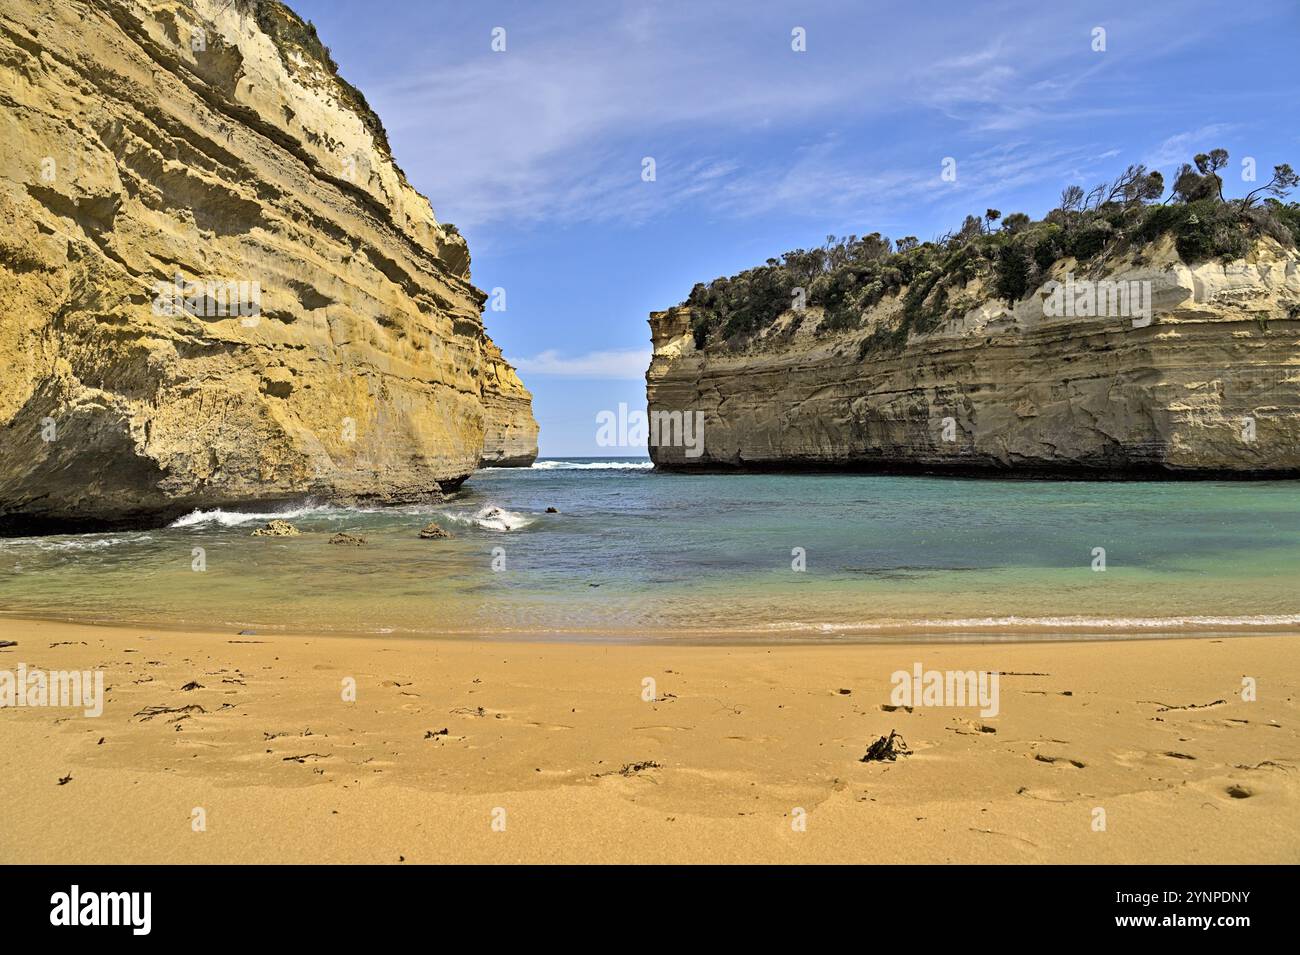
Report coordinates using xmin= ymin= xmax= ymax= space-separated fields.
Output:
xmin=0 ymin=0 xmax=536 ymax=531
xmin=478 ymin=339 xmax=538 ymax=467
xmin=647 ymin=238 xmax=1300 ymax=476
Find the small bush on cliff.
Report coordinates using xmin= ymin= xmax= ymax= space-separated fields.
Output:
xmin=682 ymin=150 xmax=1298 ymax=354
xmin=235 ymin=0 xmax=394 ymax=160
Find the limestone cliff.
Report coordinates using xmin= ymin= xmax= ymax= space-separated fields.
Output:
xmin=647 ymin=237 xmax=1300 ymax=476
xmin=478 ymin=339 xmax=538 ymax=467
xmin=0 ymin=0 xmax=534 ymax=531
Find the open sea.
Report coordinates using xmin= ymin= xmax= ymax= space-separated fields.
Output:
xmin=1 ymin=458 xmax=1298 ymax=642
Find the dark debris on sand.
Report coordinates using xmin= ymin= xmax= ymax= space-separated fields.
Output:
xmin=860 ymin=730 xmax=911 ymax=763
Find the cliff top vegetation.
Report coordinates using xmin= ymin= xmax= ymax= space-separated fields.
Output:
xmin=682 ymin=151 xmax=1300 ymax=353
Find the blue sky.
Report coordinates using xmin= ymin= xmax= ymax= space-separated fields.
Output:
xmin=292 ymin=0 xmax=1300 ymax=456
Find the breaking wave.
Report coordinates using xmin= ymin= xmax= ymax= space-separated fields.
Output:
xmin=169 ymin=504 xmax=344 ymax=527
xmin=432 ymin=505 xmax=536 ymax=532
xmin=528 ymin=460 xmax=652 ymax=471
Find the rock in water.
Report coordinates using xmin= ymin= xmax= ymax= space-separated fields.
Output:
xmin=418 ymin=522 xmax=451 ymax=540
xmin=328 ymin=532 xmax=366 ymax=545
xmin=251 ymin=519 xmax=300 ymax=537
xmin=0 ymin=0 xmax=536 ymax=533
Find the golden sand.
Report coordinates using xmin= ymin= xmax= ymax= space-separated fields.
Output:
xmin=0 ymin=617 xmax=1296 ymax=863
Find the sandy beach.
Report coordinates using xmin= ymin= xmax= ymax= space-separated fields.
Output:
xmin=1 ymin=616 xmax=1296 ymax=864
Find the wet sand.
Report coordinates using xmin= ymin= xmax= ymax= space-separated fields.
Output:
xmin=0 ymin=617 xmax=1296 ymax=863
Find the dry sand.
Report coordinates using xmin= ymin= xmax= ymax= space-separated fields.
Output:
xmin=0 ymin=616 xmax=1296 ymax=863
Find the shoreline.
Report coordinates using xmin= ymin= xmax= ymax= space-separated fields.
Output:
xmin=3 ymin=609 xmax=1300 ymax=646
xmin=1 ymin=616 xmax=1296 ymax=863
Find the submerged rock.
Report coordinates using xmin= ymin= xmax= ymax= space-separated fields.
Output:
xmin=251 ymin=519 xmax=300 ymax=538
xmin=328 ymin=532 xmax=366 ymax=546
xmin=545 ymin=506 xmax=560 ymax=513
xmin=418 ymin=522 xmax=451 ymax=540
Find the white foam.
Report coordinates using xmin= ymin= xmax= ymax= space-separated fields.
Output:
xmin=759 ymin=614 xmax=1300 ymax=633
xmin=169 ymin=504 xmax=341 ymax=527
xmin=3 ymin=534 xmax=154 ymax=552
xmin=525 ymin=460 xmax=653 ymax=471
xmin=425 ymin=504 xmax=535 ymax=532
xmin=471 ymin=505 xmax=533 ymax=531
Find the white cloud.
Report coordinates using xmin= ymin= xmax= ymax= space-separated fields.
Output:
xmin=510 ymin=348 xmax=651 ymax=380
xmin=1144 ymin=124 xmax=1237 ymax=171
xmin=366 ymin=4 xmax=1087 ymax=230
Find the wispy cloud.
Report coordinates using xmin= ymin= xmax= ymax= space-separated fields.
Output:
xmin=363 ymin=2 xmax=1224 ymax=232
xmin=510 ymin=348 xmax=651 ymax=380
xmin=1144 ymin=124 xmax=1237 ymax=170
xmin=322 ymin=0 xmax=1283 ymax=237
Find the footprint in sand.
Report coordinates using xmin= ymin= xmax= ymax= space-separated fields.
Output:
xmin=1032 ymin=753 xmax=1086 ymax=769
xmin=631 ymin=724 xmax=691 ymax=732
xmin=948 ymin=718 xmax=996 ymax=736
xmin=450 ymin=705 xmax=508 ymax=720
xmin=1015 ymin=786 xmax=1074 ymax=803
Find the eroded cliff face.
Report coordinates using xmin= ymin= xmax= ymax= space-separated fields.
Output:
xmin=647 ymin=238 xmax=1300 ymax=475
xmin=0 ymin=0 xmax=533 ymax=531
xmin=478 ymin=339 xmax=538 ymax=467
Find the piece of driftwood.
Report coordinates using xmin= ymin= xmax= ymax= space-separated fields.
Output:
xmin=860 ymin=730 xmax=911 ymax=762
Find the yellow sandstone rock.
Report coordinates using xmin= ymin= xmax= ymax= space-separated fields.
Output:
xmin=0 ymin=0 xmax=536 ymax=531
xmin=479 ymin=337 xmax=539 ymax=467
xmin=647 ymin=236 xmax=1300 ymax=475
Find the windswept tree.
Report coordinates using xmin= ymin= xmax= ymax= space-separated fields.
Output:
xmin=853 ymin=232 xmax=893 ymax=263
xmin=895 ymin=236 xmax=919 ymax=253
xmin=1172 ymin=163 xmax=1219 ymax=203
xmin=1104 ymin=164 xmax=1163 ymax=206
xmin=1059 ymin=185 xmax=1085 ymax=213
xmin=955 ymin=214 xmax=984 ymax=244
xmin=984 ymin=209 xmax=1001 ymax=232
xmin=1241 ymin=163 xmax=1300 ymax=208
xmin=1194 ymin=149 xmax=1230 ymax=200
xmin=1134 ymin=169 xmax=1165 ymax=204
xmin=1001 ymin=212 xmax=1031 ymax=233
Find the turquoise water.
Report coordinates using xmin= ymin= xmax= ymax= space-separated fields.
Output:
xmin=1 ymin=459 xmax=1298 ymax=641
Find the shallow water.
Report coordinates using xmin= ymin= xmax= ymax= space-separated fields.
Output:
xmin=1 ymin=459 xmax=1298 ymax=642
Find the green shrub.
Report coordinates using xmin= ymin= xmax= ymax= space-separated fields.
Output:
xmin=1064 ymin=220 xmax=1113 ymax=260
xmin=993 ymin=242 xmax=1033 ymax=304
